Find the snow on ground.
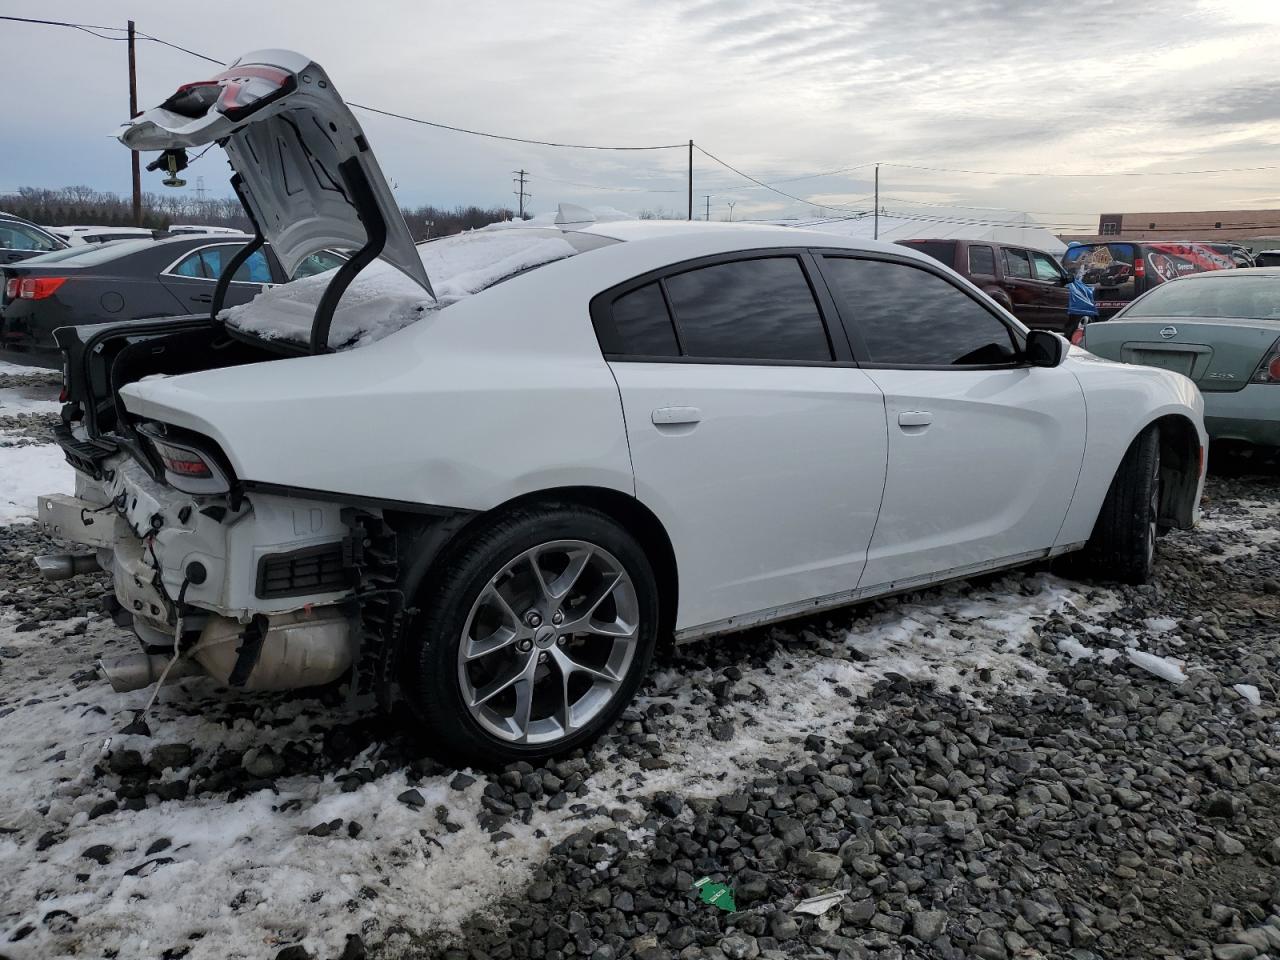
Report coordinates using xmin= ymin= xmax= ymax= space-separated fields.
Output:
xmin=0 ymin=360 xmax=53 ymax=376
xmin=221 ymin=227 xmax=576 ymax=350
xmin=0 ymin=560 xmax=1130 ymax=958
xmin=1199 ymin=497 xmax=1280 ymax=559
xmin=0 ymin=386 xmax=63 ymax=418
xmin=0 ymin=437 xmax=71 ymax=523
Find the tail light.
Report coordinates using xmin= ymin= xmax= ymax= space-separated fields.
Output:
xmin=160 ymin=64 xmax=296 ymax=124
xmin=4 ymin=277 xmax=17 ymax=300
xmin=1251 ymin=337 xmax=1280 ymax=384
xmin=1134 ymin=258 xmax=1146 ymax=279
xmin=18 ymin=277 xmax=67 ymax=300
xmin=137 ymin=424 xmax=232 ymax=495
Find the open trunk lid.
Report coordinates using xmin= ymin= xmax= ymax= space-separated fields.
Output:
xmin=1084 ymin=315 xmax=1280 ymax=392
xmin=117 ymin=49 xmax=432 ymax=332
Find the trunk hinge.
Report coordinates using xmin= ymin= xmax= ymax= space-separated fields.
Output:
xmin=309 ymin=157 xmax=389 ymax=355
xmin=211 ymin=171 xmax=266 ymax=321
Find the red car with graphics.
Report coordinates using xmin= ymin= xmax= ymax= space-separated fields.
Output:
xmin=1062 ymin=241 xmax=1252 ymax=317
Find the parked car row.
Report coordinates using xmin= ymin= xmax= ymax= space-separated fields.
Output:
xmin=0 ymin=234 xmax=346 ymax=363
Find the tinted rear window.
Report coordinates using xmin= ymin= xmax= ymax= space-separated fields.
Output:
xmin=900 ymin=241 xmax=957 ymax=267
xmin=1124 ymin=275 xmax=1280 ymax=320
xmin=968 ymin=245 xmax=996 ymax=275
xmin=664 ymin=257 xmax=832 ymax=362
xmin=611 ymin=282 xmax=680 ymax=356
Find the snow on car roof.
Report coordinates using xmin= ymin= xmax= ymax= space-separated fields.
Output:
xmin=221 ymin=224 xmax=581 ymax=350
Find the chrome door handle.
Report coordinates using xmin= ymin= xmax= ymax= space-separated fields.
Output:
xmin=651 ymin=406 xmax=702 ymax=426
xmin=898 ymin=411 xmax=933 ymax=428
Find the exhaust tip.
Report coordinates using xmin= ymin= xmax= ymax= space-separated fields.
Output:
xmin=35 ymin=553 xmax=101 ymax=581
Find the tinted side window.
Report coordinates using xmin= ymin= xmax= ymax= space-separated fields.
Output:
xmin=172 ymin=251 xmax=208 ymax=278
xmin=611 ymin=283 xmax=680 ymax=357
xmin=822 ymin=257 xmax=1017 ymax=366
xmin=664 ymin=257 xmax=831 ymax=362
xmin=1030 ymin=251 xmax=1062 ymax=281
xmin=200 ymin=246 xmax=271 ymax=284
xmin=1003 ymin=248 xmax=1031 ymax=279
xmin=968 ymin=245 xmax=996 ymax=276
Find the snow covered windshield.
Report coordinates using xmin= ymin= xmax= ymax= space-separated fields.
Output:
xmin=221 ymin=224 xmax=612 ymax=350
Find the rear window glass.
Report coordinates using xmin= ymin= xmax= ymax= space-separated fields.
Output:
xmin=664 ymin=257 xmax=832 ymax=362
xmin=1002 ymin=248 xmax=1031 ymax=279
xmin=611 ymin=282 xmax=680 ymax=356
xmin=901 ymin=241 xmax=957 ymax=267
xmin=968 ymin=245 xmax=996 ymax=275
xmin=1124 ymin=276 xmax=1280 ymax=320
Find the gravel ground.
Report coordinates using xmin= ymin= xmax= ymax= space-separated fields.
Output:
xmin=0 ymin=380 xmax=1276 ymax=960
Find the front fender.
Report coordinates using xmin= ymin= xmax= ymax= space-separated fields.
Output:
xmin=1056 ymin=353 xmax=1206 ymax=545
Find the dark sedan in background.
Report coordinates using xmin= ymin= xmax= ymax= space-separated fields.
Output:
xmin=0 ymin=235 xmax=345 ymax=364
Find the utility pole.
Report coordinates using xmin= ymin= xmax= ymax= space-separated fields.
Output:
xmin=687 ymin=140 xmax=693 ymax=221
xmin=705 ymin=195 xmax=711 ymax=221
xmin=727 ymin=200 xmax=735 ymax=222
xmin=128 ymin=20 xmax=142 ymax=227
xmin=512 ymin=169 xmax=530 ymax=219
xmin=873 ymin=163 xmax=879 ymax=240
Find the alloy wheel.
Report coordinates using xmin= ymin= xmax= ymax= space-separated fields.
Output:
xmin=456 ymin=539 xmax=640 ymax=745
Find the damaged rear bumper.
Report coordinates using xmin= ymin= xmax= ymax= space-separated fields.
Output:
xmin=38 ymin=448 xmax=365 ymax=692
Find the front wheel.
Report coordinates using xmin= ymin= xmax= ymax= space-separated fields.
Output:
xmin=1079 ymin=426 xmax=1161 ymax=584
xmin=399 ymin=505 xmax=659 ymax=767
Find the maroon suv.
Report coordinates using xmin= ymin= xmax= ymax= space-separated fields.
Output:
xmin=897 ymin=239 xmax=1071 ymax=332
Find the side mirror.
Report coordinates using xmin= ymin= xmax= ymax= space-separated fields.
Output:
xmin=1025 ymin=329 xmax=1068 ymax=367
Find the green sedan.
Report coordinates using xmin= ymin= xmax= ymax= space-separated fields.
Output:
xmin=1083 ymin=268 xmax=1280 ymax=447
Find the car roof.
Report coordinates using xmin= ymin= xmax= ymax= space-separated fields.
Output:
xmin=577 ymin=219 xmax=929 ymax=260
xmin=1170 ymin=266 xmax=1280 ymax=280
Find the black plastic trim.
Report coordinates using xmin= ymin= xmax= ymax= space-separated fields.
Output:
xmin=241 ymin=479 xmax=471 ymax=517
xmin=255 ymin=542 xmax=353 ymax=599
xmin=211 ymin=174 xmax=265 ymax=320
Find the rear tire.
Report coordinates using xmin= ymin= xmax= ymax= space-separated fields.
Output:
xmin=398 ymin=504 xmax=659 ymax=768
xmin=1079 ymin=426 xmax=1161 ymax=584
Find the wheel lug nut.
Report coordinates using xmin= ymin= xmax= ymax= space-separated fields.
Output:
xmin=538 ymin=652 xmax=548 ymax=663
xmin=551 ymin=611 xmax=563 ymax=625
xmin=556 ymin=636 xmax=566 ymax=646
xmin=517 ymin=639 xmax=533 ymax=652
xmin=525 ymin=611 xmax=542 ymax=627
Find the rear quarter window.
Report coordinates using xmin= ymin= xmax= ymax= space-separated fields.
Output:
xmin=900 ymin=241 xmax=957 ymax=268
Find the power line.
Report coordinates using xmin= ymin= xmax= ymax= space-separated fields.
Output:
xmin=694 ymin=145 xmax=873 ymax=215
xmin=347 ymin=101 xmax=684 ymax=151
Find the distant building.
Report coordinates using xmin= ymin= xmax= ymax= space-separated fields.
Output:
xmin=1062 ymin=210 xmax=1280 ymax=248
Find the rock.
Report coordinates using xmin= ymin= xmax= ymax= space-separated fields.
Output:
xmin=107 ymin=749 xmax=146 ymax=776
xmin=528 ymin=880 xmax=554 ymax=902
xmin=1215 ymin=830 xmax=1245 ymax=856
xmin=719 ymin=934 xmax=759 ymax=959
xmin=768 ymin=910 xmax=799 ymax=939
xmin=338 ymin=934 xmax=367 ymax=960
xmin=81 ymin=844 xmax=113 ymax=865
xmin=449 ymin=773 xmax=476 ymax=791
xmin=1212 ymin=945 xmax=1258 ymax=960
xmin=653 ymin=793 xmax=684 ymax=818
xmin=913 ymin=909 xmax=947 ymax=942
xmin=242 ymin=747 xmax=285 ymax=779
xmin=88 ymin=799 xmax=118 ymax=820
xmin=150 ymin=743 xmax=193 ymax=770
xmin=796 ymin=851 xmax=842 ymax=880
xmin=397 ymin=789 xmax=426 ymax=810
xmin=274 ymin=947 xmax=312 ymax=960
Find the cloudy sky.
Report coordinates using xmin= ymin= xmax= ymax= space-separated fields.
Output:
xmin=6 ymin=0 xmax=1280 ymax=230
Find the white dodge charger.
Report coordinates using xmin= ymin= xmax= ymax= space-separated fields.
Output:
xmin=37 ymin=51 xmax=1206 ymax=766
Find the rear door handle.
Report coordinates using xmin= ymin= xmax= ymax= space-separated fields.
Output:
xmin=652 ymin=406 xmax=702 ymax=426
xmin=190 ymin=293 xmax=214 ymax=303
xmin=898 ymin=411 xmax=933 ymax=429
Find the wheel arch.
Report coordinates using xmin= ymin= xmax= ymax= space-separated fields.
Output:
xmin=391 ymin=485 xmax=679 ymax=643
xmin=1148 ymin=412 xmax=1202 ymax=530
